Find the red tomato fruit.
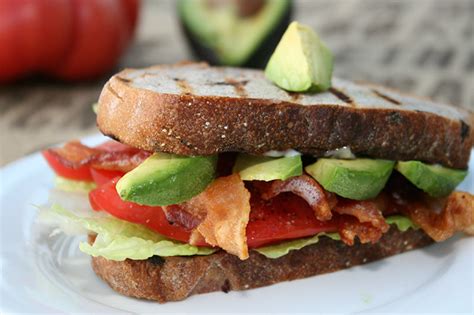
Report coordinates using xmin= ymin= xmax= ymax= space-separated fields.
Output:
xmin=0 ymin=0 xmax=139 ymax=82
xmin=90 ymin=168 xmax=125 ymax=186
xmin=89 ymin=178 xmax=193 ymax=243
xmin=42 ymin=149 xmax=93 ymax=181
xmin=247 ymin=193 xmax=338 ymax=248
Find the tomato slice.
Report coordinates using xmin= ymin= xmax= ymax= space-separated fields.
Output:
xmin=42 ymin=150 xmax=93 ymax=181
xmin=43 ymin=140 xmax=149 ymax=182
xmin=89 ymin=178 xmax=193 ymax=244
xmin=90 ymin=168 xmax=125 ymax=186
xmin=247 ymin=193 xmax=338 ymax=248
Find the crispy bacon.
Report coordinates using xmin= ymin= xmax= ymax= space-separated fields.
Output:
xmin=49 ymin=140 xmax=150 ymax=172
xmin=162 ymin=172 xmax=473 ymax=253
xmin=332 ymin=199 xmax=390 ymax=245
xmin=337 ymin=215 xmax=386 ymax=245
xmin=50 ymin=141 xmax=97 ymax=167
xmin=175 ymin=174 xmax=251 ymax=260
xmin=333 ymin=199 xmax=389 ymax=231
xmin=162 ymin=204 xmax=201 ymax=230
xmin=91 ymin=149 xmax=151 ymax=172
xmin=254 ymin=175 xmax=334 ymax=221
xmin=401 ymin=192 xmax=474 ymax=241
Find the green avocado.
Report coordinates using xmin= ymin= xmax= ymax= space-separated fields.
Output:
xmin=396 ymin=161 xmax=467 ymax=197
xmin=305 ymin=158 xmax=395 ymax=200
xmin=116 ymin=153 xmax=217 ymax=206
xmin=233 ymin=154 xmax=302 ymax=181
xmin=178 ymin=0 xmax=291 ymax=67
xmin=265 ymin=21 xmax=333 ymax=92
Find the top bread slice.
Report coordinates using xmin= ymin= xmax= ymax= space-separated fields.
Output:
xmin=97 ymin=62 xmax=473 ymax=169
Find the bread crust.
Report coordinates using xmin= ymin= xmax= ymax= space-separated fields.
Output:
xmin=97 ymin=64 xmax=473 ymax=169
xmin=90 ymin=227 xmax=433 ymax=303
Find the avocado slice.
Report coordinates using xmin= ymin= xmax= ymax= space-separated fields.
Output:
xmin=265 ymin=21 xmax=333 ymax=92
xmin=116 ymin=153 xmax=217 ymax=206
xmin=178 ymin=0 xmax=292 ymax=68
xmin=305 ymin=158 xmax=395 ymax=200
xmin=396 ymin=161 xmax=467 ymax=197
xmin=233 ymin=154 xmax=302 ymax=181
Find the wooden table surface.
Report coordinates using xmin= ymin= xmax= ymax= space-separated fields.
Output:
xmin=1 ymin=0 xmax=473 ymax=165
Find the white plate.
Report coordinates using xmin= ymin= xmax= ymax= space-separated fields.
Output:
xmin=1 ymin=134 xmax=473 ymax=314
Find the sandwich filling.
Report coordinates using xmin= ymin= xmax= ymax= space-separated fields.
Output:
xmin=41 ymin=140 xmax=474 ymax=261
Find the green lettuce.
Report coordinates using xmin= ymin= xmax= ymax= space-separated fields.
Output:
xmin=46 ymin=204 xmax=216 ymax=261
xmin=254 ymin=215 xmax=418 ymax=259
xmin=43 ymin=201 xmax=418 ymax=261
xmin=255 ymin=233 xmax=340 ymax=259
xmin=92 ymin=102 xmax=98 ymax=114
xmin=386 ymin=215 xmax=419 ymax=231
xmin=54 ymin=176 xmax=96 ymax=193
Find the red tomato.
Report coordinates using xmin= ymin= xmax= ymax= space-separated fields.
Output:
xmin=89 ymin=178 xmax=338 ymax=248
xmin=0 ymin=0 xmax=72 ymax=81
xmin=0 ymin=0 xmax=139 ymax=82
xmin=42 ymin=149 xmax=93 ymax=181
xmin=90 ymin=168 xmax=125 ymax=186
xmin=89 ymin=178 xmax=193 ymax=243
xmin=247 ymin=193 xmax=338 ymax=248
xmin=43 ymin=140 xmax=148 ymax=182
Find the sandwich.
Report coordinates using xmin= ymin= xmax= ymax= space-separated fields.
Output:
xmin=39 ymin=23 xmax=473 ymax=303
xmin=40 ymin=62 xmax=473 ymax=302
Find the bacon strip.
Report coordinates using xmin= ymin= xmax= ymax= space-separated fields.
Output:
xmin=337 ymin=216 xmax=386 ymax=246
xmin=162 ymin=204 xmax=201 ymax=230
xmin=333 ymin=199 xmax=389 ymax=231
xmin=50 ymin=141 xmax=97 ymax=167
xmin=175 ymin=174 xmax=251 ymax=260
xmin=332 ymin=199 xmax=390 ymax=245
xmin=402 ymin=192 xmax=474 ymax=241
xmin=254 ymin=175 xmax=334 ymax=221
xmin=48 ymin=140 xmax=150 ymax=172
xmin=91 ymin=149 xmax=151 ymax=172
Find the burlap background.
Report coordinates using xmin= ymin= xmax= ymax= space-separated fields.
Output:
xmin=1 ymin=0 xmax=472 ymax=165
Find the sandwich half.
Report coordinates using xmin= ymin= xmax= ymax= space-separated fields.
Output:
xmin=41 ymin=62 xmax=474 ymax=303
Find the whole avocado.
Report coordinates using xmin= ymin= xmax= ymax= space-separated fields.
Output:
xmin=178 ymin=0 xmax=293 ymax=68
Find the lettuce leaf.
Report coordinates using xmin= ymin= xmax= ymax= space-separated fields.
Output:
xmin=254 ymin=232 xmax=340 ymax=259
xmin=41 ymin=200 xmax=418 ymax=261
xmin=254 ymin=215 xmax=418 ymax=259
xmin=386 ymin=215 xmax=419 ymax=232
xmin=54 ymin=176 xmax=96 ymax=193
xmin=45 ymin=204 xmax=216 ymax=261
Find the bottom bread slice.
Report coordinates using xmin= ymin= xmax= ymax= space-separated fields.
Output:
xmin=90 ymin=228 xmax=433 ymax=303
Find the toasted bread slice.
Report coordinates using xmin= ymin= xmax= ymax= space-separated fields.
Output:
xmin=90 ymin=227 xmax=432 ymax=303
xmin=97 ymin=62 xmax=473 ymax=168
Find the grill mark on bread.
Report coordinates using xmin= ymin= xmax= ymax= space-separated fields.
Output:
xmin=329 ymin=87 xmax=354 ymax=106
xmin=106 ymin=83 xmax=123 ymax=101
xmin=226 ymin=78 xmax=248 ymax=98
xmin=213 ymin=79 xmax=249 ymax=98
xmin=173 ymin=78 xmax=193 ymax=95
xmin=116 ymin=76 xmax=131 ymax=83
xmin=372 ymin=89 xmax=402 ymax=105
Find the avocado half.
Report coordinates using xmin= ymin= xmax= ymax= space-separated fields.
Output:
xmin=178 ymin=0 xmax=293 ymax=68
